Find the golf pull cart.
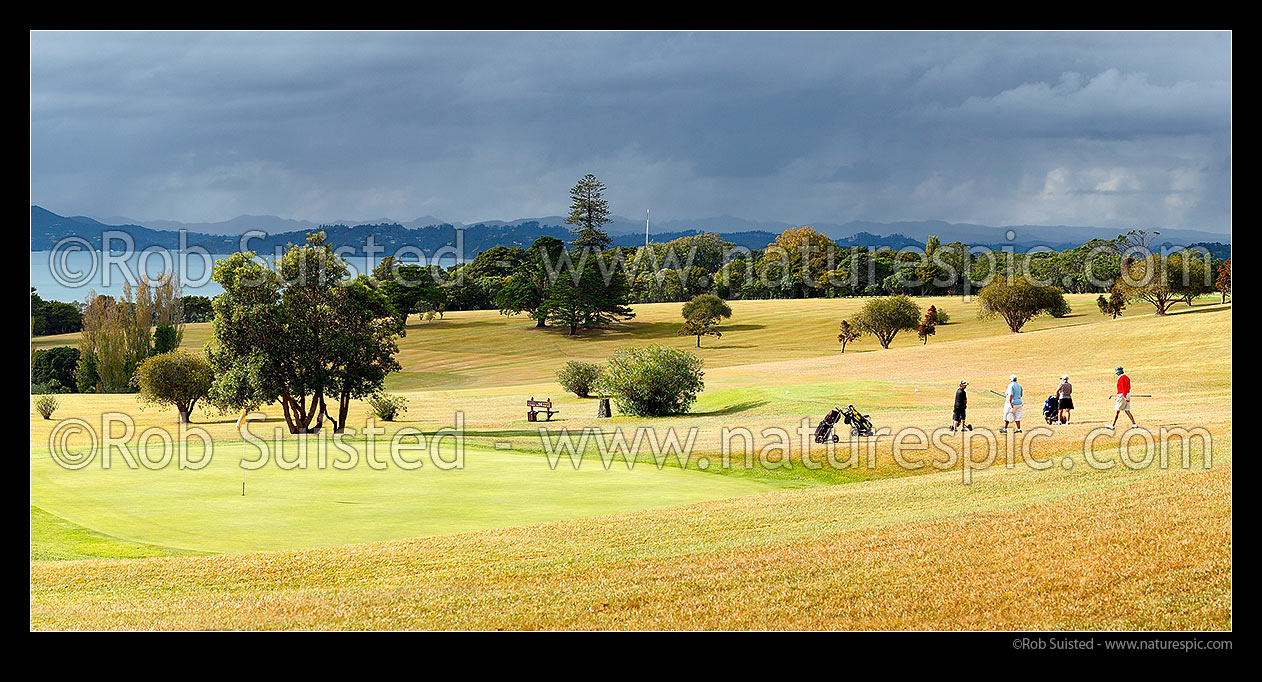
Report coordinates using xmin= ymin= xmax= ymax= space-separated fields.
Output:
xmin=813 ymin=405 xmax=875 ymax=443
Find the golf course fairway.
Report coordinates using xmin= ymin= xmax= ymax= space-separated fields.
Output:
xmin=30 ymin=295 xmax=1232 ymax=629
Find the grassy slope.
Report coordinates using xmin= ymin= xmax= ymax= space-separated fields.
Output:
xmin=30 ymin=505 xmax=202 ymax=561
xmin=30 ymin=294 xmax=1232 ymax=629
xmin=31 ymin=444 xmax=771 ymax=554
xmin=30 ymin=451 xmax=1230 ymax=629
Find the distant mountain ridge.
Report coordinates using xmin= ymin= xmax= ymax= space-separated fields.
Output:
xmin=33 ymin=205 xmax=1228 ymax=255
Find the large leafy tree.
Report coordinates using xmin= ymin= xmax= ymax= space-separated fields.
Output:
xmin=566 ymin=173 xmax=613 ymax=250
xmin=849 ymin=294 xmax=922 ymax=349
xmin=497 ymin=236 xmax=566 ymax=327
xmin=757 ymin=226 xmax=837 ymax=298
xmin=322 ymin=275 xmax=404 ymax=432
xmin=976 ymin=275 xmax=1070 ymax=332
xmin=1168 ymin=249 xmax=1214 ymax=306
xmin=208 ymin=232 xmax=403 ymax=434
xmin=133 ymin=350 xmax=214 ymax=423
xmin=1113 ymin=248 xmax=1210 ymax=316
xmin=678 ymin=293 xmax=732 ymax=347
xmin=372 ymin=256 xmax=441 ymax=324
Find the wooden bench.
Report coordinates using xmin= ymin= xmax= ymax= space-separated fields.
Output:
xmin=526 ymin=397 xmax=560 ymax=422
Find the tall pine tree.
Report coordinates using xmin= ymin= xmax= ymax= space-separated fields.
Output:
xmin=566 ymin=173 xmax=613 ymax=250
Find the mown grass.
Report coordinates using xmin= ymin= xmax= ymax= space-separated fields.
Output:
xmin=30 ymin=447 xmax=1231 ymax=630
xmin=30 ymin=505 xmax=203 ymax=561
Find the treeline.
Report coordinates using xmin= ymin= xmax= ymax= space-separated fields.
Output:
xmin=30 ymin=289 xmax=213 ymax=337
xmin=406 ymin=227 xmax=1228 ymax=317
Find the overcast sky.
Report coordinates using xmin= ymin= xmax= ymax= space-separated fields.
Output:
xmin=29 ymin=31 xmax=1231 ymax=232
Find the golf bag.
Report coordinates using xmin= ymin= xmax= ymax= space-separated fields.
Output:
xmin=1043 ymin=395 xmax=1059 ymax=425
xmin=841 ymin=404 xmax=874 ymax=437
xmin=814 ymin=408 xmax=842 ymax=443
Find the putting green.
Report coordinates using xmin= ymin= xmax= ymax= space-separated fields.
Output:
xmin=30 ymin=440 xmax=773 ymax=554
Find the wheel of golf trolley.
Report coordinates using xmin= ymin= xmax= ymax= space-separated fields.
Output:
xmin=850 ymin=427 xmax=858 ymax=436
xmin=832 ymin=434 xmax=839 ymax=443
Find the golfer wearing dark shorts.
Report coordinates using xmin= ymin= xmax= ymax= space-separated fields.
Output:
xmin=1056 ymin=375 xmax=1074 ymax=424
xmin=951 ymin=380 xmax=968 ymax=432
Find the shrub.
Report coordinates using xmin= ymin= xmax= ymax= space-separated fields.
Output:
xmin=152 ymin=324 xmax=179 ymax=354
xmin=367 ymin=392 xmax=408 ymax=421
xmin=934 ymin=309 xmax=951 ymax=324
xmin=34 ymin=394 xmax=59 ymax=419
xmin=556 ymin=360 xmax=604 ymax=398
xmin=601 ymin=345 xmax=704 ymax=416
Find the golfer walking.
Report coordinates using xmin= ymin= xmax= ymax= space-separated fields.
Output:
xmin=1109 ymin=366 xmax=1138 ymax=430
xmin=1056 ymin=375 xmax=1074 ymax=424
xmin=951 ymin=380 xmax=969 ymax=432
xmin=1000 ymin=374 xmax=1023 ymax=433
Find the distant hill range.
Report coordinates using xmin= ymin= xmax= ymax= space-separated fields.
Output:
xmin=31 ymin=205 xmax=1229 ymax=257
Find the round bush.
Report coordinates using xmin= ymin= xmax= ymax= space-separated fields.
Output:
xmin=601 ymin=346 xmax=704 ymax=416
xmin=367 ymin=392 xmax=408 ymax=421
xmin=133 ymin=350 xmax=213 ymax=422
xmin=556 ymin=361 xmax=604 ymax=398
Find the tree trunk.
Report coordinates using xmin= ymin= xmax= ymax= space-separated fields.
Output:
xmin=178 ymin=410 xmax=191 ymax=423
xmin=337 ymin=392 xmax=350 ymax=434
xmin=535 ymin=316 xmax=546 ymax=328
xmin=569 ymin=324 xmax=577 ymax=335
xmin=696 ymin=335 xmax=701 ymax=348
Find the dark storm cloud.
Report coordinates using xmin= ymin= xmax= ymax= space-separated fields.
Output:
xmin=30 ymin=30 xmax=1230 ymax=232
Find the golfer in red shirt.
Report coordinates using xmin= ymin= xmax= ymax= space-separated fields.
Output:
xmin=1109 ymin=366 xmax=1138 ymax=430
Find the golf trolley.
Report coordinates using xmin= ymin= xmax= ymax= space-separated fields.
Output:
xmin=813 ymin=405 xmax=875 ymax=443
xmin=1042 ymin=395 xmax=1059 ymax=425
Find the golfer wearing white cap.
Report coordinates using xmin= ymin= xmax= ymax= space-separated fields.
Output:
xmin=951 ymin=380 xmax=969 ymax=432
xmin=1001 ymin=374 xmax=1022 ymax=433
xmin=1056 ymin=375 xmax=1074 ymax=424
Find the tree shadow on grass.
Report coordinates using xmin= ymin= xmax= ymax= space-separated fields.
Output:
xmin=557 ymin=320 xmax=769 ymax=340
xmin=405 ymin=318 xmax=499 ymax=331
xmin=461 ymin=427 xmax=570 ymax=439
xmin=691 ymin=399 xmax=770 ymax=416
xmin=1165 ymin=304 xmax=1230 ymax=317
